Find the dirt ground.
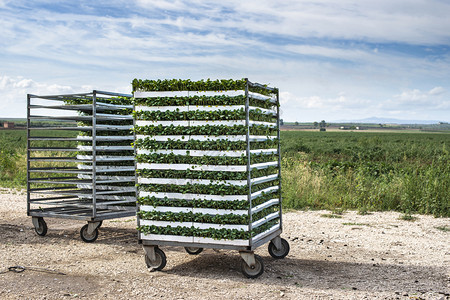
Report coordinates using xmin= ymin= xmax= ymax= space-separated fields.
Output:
xmin=0 ymin=189 xmax=448 ymax=300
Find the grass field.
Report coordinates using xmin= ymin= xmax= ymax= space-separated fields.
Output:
xmin=281 ymin=130 xmax=449 ymax=217
xmin=1 ymin=129 xmax=449 ymax=216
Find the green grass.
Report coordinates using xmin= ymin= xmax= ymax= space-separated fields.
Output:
xmin=435 ymin=226 xmax=449 ymax=232
xmin=399 ymin=214 xmax=418 ymax=221
xmin=0 ymin=130 xmax=78 ymax=188
xmin=280 ymin=131 xmax=450 ymax=217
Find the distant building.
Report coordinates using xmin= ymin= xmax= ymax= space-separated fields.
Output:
xmin=3 ymin=122 xmax=14 ymax=128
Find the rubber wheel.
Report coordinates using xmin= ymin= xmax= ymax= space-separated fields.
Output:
xmin=241 ymin=254 xmax=264 ymax=279
xmin=34 ymin=217 xmax=47 ymax=236
xmin=184 ymin=247 xmax=203 ymax=255
xmin=268 ymin=238 xmax=290 ymax=259
xmin=80 ymin=224 xmax=99 ymax=243
xmin=145 ymin=247 xmax=167 ymax=272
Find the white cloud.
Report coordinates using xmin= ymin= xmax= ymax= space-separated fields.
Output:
xmin=279 ymin=91 xmax=377 ymax=121
xmin=385 ymin=87 xmax=449 ymax=110
xmin=132 ymin=0 xmax=450 ymax=45
xmin=429 ymin=86 xmax=445 ymax=96
xmin=0 ymin=75 xmax=85 ymax=117
xmin=281 ymin=91 xmax=371 ymax=110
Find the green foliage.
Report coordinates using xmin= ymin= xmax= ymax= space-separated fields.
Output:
xmin=134 ymin=94 xmax=276 ymax=109
xmin=0 ymin=131 xmax=28 ymax=187
xmin=435 ymin=226 xmax=449 ymax=232
xmin=137 ymin=218 xmax=280 ymax=240
xmin=399 ymin=214 xmax=418 ymax=221
xmin=139 ymin=182 xmax=248 ymax=195
xmin=138 ymin=196 xmax=249 ymax=210
xmin=134 ymin=108 xmax=275 ymax=123
xmin=138 ymin=224 xmax=251 ymax=240
xmin=132 ymin=78 xmax=247 ymax=92
xmin=134 ymin=138 xmax=278 ymax=151
xmin=138 ymin=180 xmax=279 ymax=195
xmin=138 ymin=205 xmax=278 ymax=225
xmin=252 ymin=205 xmax=279 ymax=221
xmin=132 ymin=78 xmax=278 ymax=95
xmin=136 ymin=152 xmax=278 ymax=165
xmin=281 ymin=131 xmax=450 ymax=217
xmin=137 ymin=166 xmax=278 ymax=181
xmin=138 ymin=210 xmax=250 ymax=225
xmin=137 ymin=191 xmax=280 ymax=210
xmin=134 ymin=124 xmax=276 ymax=136
xmin=63 ymin=96 xmax=133 ymax=105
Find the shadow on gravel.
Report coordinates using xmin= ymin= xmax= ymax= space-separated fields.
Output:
xmin=0 ymin=222 xmax=187 ymax=254
xmin=0 ymin=223 xmax=186 ymax=256
xmin=0 ymin=222 xmax=137 ymax=246
xmin=1 ymin=222 xmax=448 ymax=295
xmin=163 ymin=250 xmax=449 ymax=294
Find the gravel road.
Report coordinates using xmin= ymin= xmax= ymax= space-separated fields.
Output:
xmin=0 ymin=188 xmax=448 ymax=299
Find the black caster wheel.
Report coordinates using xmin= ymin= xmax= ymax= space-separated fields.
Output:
xmin=145 ymin=247 xmax=167 ymax=272
xmin=241 ymin=254 xmax=264 ymax=279
xmin=268 ymin=238 xmax=290 ymax=259
xmin=80 ymin=224 xmax=99 ymax=243
xmin=34 ymin=217 xmax=48 ymax=236
xmin=184 ymin=247 xmax=203 ymax=255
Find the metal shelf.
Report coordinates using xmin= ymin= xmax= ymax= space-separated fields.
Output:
xmin=134 ymin=79 xmax=283 ymax=254
xmin=27 ymin=90 xmax=136 ymax=240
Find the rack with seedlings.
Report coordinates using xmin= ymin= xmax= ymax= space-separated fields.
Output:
xmin=134 ymin=78 xmax=289 ymax=278
xmin=27 ymin=91 xmax=136 ymax=242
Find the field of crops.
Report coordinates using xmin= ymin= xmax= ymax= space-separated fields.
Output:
xmin=281 ymin=131 xmax=449 ymax=217
xmin=1 ymin=129 xmax=449 ymax=216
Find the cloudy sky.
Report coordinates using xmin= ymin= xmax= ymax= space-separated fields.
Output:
xmin=1 ymin=0 xmax=449 ymax=122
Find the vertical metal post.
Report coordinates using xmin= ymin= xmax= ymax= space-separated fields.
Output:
xmin=92 ymin=91 xmax=97 ymax=218
xmin=245 ymin=79 xmax=252 ymax=246
xmin=276 ymin=88 xmax=283 ymax=229
xmin=133 ymin=94 xmax=140 ymax=240
xmin=26 ymin=94 xmax=31 ymax=215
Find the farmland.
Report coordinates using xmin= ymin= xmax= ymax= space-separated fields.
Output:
xmin=1 ymin=129 xmax=449 ymax=216
xmin=281 ymin=130 xmax=449 ymax=217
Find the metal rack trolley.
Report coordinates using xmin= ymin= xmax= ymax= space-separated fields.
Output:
xmin=26 ymin=90 xmax=136 ymax=242
xmin=134 ymin=79 xmax=290 ymax=278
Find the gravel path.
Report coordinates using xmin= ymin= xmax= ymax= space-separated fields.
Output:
xmin=0 ymin=188 xmax=449 ymax=299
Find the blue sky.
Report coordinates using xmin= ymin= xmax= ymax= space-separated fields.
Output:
xmin=1 ymin=0 xmax=449 ymax=122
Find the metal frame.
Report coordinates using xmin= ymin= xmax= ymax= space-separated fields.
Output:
xmin=136 ymin=80 xmax=283 ymax=253
xmin=27 ymin=91 xmax=136 ymax=229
